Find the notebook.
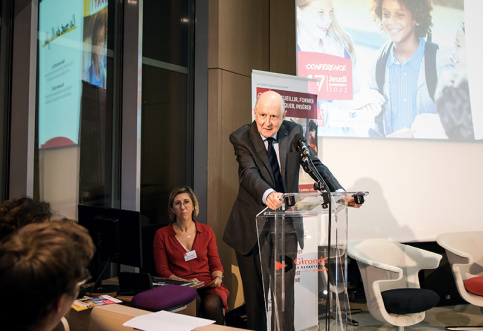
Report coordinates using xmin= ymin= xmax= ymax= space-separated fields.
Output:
xmin=118 ymin=272 xmax=202 ymax=295
xmin=151 ymin=276 xmax=202 ymax=288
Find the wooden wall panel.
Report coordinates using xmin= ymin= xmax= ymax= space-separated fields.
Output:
xmin=208 ymin=0 xmax=270 ymax=75
xmin=206 ymin=0 xmax=297 ymax=311
xmin=270 ymin=0 xmax=296 ymax=75
xmin=207 ymin=69 xmax=252 ymax=309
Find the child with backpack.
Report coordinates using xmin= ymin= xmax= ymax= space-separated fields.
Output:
xmin=297 ymin=0 xmax=384 ymax=137
xmin=367 ymin=0 xmax=452 ymax=137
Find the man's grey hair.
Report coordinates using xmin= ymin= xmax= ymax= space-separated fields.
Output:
xmin=254 ymin=91 xmax=285 ymax=114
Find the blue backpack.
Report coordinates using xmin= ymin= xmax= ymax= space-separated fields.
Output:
xmin=375 ymin=40 xmax=439 ymax=102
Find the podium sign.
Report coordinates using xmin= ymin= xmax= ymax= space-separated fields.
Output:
xmin=257 ymin=192 xmax=364 ymax=331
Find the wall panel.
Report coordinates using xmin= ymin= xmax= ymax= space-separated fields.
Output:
xmin=208 ymin=0 xmax=270 ymax=75
xmin=207 ymin=69 xmax=251 ymax=309
xmin=269 ymin=0 xmax=296 ymax=75
xmin=207 ymin=0 xmax=295 ymax=311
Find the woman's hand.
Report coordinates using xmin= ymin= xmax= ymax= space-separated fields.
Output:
xmin=188 ymin=278 xmax=204 ymax=289
xmin=169 ymin=275 xmax=186 ymax=281
xmin=211 ymin=275 xmax=223 ymax=288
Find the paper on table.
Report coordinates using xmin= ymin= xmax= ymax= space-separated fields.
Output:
xmin=123 ymin=310 xmax=215 ymax=331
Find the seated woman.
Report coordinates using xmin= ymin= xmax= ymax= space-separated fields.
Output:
xmin=153 ymin=186 xmax=229 ymax=325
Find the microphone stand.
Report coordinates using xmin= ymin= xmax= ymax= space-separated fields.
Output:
xmin=296 ymin=148 xmax=334 ymax=328
xmin=295 ymin=136 xmax=360 ymax=327
xmin=300 ymin=153 xmax=361 ymax=328
xmin=298 ymin=151 xmax=330 ymax=209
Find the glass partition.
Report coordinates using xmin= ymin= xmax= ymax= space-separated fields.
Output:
xmin=35 ymin=0 xmax=195 ymax=229
xmin=36 ymin=0 xmax=117 ymax=218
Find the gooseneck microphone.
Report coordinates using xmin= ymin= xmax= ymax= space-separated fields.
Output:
xmin=293 ymin=133 xmax=330 ymax=208
xmin=293 ymin=133 xmax=311 ymax=157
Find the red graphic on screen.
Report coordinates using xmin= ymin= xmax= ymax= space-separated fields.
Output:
xmin=297 ymin=52 xmax=353 ymax=101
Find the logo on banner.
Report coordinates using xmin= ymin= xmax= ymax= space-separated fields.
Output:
xmin=294 ymin=256 xmax=328 ymax=272
xmin=275 ymin=255 xmax=294 ymax=272
xmin=275 ymin=260 xmax=286 ymax=270
xmin=297 ymin=52 xmax=353 ymax=101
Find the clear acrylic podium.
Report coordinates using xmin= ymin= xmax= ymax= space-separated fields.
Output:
xmin=257 ymin=191 xmax=366 ymax=331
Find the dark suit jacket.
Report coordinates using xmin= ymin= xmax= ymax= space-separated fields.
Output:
xmin=223 ymin=120 xmax=344 ymax=255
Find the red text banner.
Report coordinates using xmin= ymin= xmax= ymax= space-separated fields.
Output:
xmin=256 ymin=88 xmax=317 ymax=119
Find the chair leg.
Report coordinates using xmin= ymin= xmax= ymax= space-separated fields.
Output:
xmin=398 ymin=326 xmax=404 ymax=331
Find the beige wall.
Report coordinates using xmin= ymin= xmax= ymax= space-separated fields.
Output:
xmin=38 ymin=146 xmax=79 ymax=220
xmin=206 ymin=0 xmax=296 ymax=310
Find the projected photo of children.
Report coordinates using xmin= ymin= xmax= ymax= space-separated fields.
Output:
xmin=410 ymin=22 xmax=472 ymax=139
xmin=296 ymin=0 xmax=385 ymax=138
xmin=82 ymin=8 xmax=107 ymax=89
xmin=296 ymin=0 xmax=476 ymax=141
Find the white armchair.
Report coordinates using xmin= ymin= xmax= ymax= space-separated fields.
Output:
xmin=437 ymin=231 xmax=483 ymax=330
xmin=348 ymin=239 xmax=442 ymax=330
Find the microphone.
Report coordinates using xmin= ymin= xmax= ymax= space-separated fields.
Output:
xmin=293 ymin=133 xmax=330 ymax=208
xmin=293 ymin=133 xmax=319 ymax=183
xmin=293 ymin=133 xmax=310 ymax=157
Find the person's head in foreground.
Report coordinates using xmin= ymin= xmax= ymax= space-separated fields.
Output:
xmin=0 ymin=197 xmax=53 ymax=240
xmin=0 ymin=220 xmax=95 ymax=331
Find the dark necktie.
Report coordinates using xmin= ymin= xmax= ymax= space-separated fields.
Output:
xmin=266 ymin=137 xmax=284 ymax=193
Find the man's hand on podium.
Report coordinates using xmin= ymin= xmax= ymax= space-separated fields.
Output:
xmin=266 ymin=192 xmax=283 ymax=210
xmin=344 ymin=195 xmax=362 ymax=208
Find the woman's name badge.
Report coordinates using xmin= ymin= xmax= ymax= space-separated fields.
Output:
xmin=184 ymin=250 xmax=197 ymax=261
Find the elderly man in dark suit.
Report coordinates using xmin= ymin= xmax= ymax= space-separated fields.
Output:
xmin=223 ymin=91 xmax=359 ymax=330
